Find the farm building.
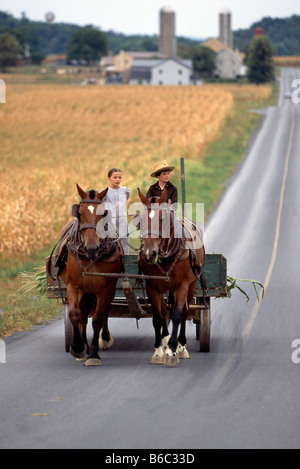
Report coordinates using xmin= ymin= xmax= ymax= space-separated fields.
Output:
xmin=130 ymin=58 xmax=193 ymax=85
xmin=203 ymin=38 xmax=246 ymax=79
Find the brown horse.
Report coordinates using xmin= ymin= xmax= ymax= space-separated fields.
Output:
xmin=138 ymin=188 xmax=206 ymax=366
xmin=59 ymin=184 xmax=124 ymax=366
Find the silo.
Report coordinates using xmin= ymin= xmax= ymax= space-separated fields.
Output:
xmin=159 ymin=6 xmax=177 ymax=58
xmin=219 ymin=8 xmax=233 ymax=49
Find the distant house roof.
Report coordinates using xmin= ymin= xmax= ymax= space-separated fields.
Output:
xmin=100 ymin=56 xmax=115 ymax=67
xmin=43 ymin=54 xmax=67 ymax=64
xmin=126 ymin=51 xmax=167 ymax=59
xmin=152 ymin=58 xmax=193 ymax=70
xmin=202 ymin=38 xmax=232 ymax=53
xmin=132 ymin=58 xmax=193 ymax=70
xmin=203 ymin=38 xmax=244 ymax=61
xmin=132 ymin=59 xmax=164 ymax=68
xmin=130 ymin=58 xmax=193 ymax=83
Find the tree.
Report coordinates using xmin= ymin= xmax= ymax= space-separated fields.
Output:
xmin=14 ymin=25 xmax=43 ymax=60
xmin=246 ymin=36 xmax=275 ymax=84
xmin=0 ymin=32 xmax=19 ymax=71
xmin=67 ymin=27 xmax=107 ymax=64
xmin=189 ymin=45 xmax=216 ymax=77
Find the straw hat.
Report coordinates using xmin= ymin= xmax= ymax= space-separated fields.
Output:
xmin=151 ymin=160 xmax=175 ymax=178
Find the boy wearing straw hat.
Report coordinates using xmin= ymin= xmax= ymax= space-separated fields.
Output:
xmin=146 ymin=160 xmax=178 ymax=205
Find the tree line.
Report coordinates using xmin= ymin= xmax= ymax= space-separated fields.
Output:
xmin=1 ymin=10 xmax=300 ymax=58
xmin=0 ymin=10 xmax=291 ymax=83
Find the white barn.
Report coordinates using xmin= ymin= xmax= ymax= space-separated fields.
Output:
xmin=130 ymin=58 xmax=193 ymax=85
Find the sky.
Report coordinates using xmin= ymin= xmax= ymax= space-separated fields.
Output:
xmin=1 ymin=0 xmax=300 ymax=39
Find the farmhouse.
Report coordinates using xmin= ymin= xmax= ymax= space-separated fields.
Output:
xmin=130 ymin=58 xmax=193 ymax=85
xmin=203 ymin=38 xmax=246 ymax=79
xmin=101 ymin=50 xmax=193 ymax=85
xmin=101 ymin=50 xmax=166 ymax=83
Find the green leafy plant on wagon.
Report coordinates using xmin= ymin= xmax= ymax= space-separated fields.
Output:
xmin=18 ymin=268 xmax=265 ymax=305
xmin=18 ymin=267 xmax=48 ymax=295
xmin=227 ymin=276 xmax=265 ymax=303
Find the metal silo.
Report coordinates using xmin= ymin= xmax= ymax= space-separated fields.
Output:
xmin=219 ymin=8 xmax=233 ymax=49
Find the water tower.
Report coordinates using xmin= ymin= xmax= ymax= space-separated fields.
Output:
xmin=45 ymin=11 xmax=55 ymax=55
xmin=159 ymin=6 xmax=177 ymax=58
xmin=219 ymin=8 xmax=233 ymax=49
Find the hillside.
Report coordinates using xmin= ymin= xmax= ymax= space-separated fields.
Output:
xmin=234 ymin=15 xmax=300 ymax=55
xmin=1 ymin=10 xmax=300 ymax=57
xmin=0 ymin=11 xmax=198 ymax=57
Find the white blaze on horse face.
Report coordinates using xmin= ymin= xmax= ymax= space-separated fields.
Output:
xmin=88 ymin=205 xmax=95 ymax=214
xmin=149 ymin=210 xmax=155 ymax=219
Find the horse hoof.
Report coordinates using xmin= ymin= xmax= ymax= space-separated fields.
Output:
xmin=70 ymin=345 xmax=88 ymax=361
xmin=84 ymin=358 xmax=102 ymax=367
xmin=162 ymin=335 xmax=171 ymax=350
xmin=164 ymin=348 xmax=179 ymax=367
xmin=177 ymin=344 xmax=190 ymax=359
xmin=150 ymin=346 xmax=164 ymax=365
xmin=99 ymin=336 xmax=114 ymax=350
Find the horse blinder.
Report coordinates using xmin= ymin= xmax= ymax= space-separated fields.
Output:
xmin=72 ymin=204 xmax=80 ymax=219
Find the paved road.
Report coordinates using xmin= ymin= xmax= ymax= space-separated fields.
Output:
xmin=1 ymin=68 xmax=300 ymax=449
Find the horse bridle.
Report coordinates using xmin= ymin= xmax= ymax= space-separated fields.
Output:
xmin=72 ymin=199 xmax=108 ymax=231
xmin=68 ymin=198 xmax=118 ymax=264
xmin=140 ymin=205 xmax=184 ymax=259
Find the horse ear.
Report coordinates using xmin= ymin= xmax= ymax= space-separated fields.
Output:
xmin=159 ymin=187 xmax=168 ymax=204
xmin=97 ymin=187 xmax=108 ymax=200
xmin=138 ymin=188 xmax=150 ymax=206
xmin=76 ymin=184 xmax=88 ymax=199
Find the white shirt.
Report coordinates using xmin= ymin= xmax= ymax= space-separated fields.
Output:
xmin=104 ymin=186 xmax=131 ymax=253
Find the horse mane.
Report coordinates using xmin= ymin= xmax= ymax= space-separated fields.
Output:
xmin=87 ymin=189 xmax=97 ymax=200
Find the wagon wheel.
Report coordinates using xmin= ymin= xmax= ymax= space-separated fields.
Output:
xmin=64 ymin=303 xmax=73 ymax=353
xmin=196 ymin=297 xmax=211 ymax=353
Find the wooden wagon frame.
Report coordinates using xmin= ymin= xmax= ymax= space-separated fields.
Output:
xmin=47 ymin=252 xmax=227 ymax=353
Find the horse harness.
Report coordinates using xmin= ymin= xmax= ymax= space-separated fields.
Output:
xmin=139 ymin=205 xmax=205 ymax=281
xmin=47 ymin=197 xmax=124 ymax=281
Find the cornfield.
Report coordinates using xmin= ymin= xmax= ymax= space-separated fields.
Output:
xmin=0 ymin=82 xmax=271 ymax=258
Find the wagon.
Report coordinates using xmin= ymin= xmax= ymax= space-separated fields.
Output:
xmin=46 ymin=252 xmax=227 ymax=354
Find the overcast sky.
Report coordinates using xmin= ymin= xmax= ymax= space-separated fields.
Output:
xmin=1 ymin=0 xmax=300 ymax=39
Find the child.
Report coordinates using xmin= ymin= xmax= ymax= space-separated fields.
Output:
xmin=105 ymin=168 xmax=131 ymax=254
xmin=146 ymin=160 xmax=178 ymax=206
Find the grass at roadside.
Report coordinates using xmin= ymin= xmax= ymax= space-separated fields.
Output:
xmin=0 ymin=247 xmax=62 ymax=337
xmin=0 ymin=81 xmax=277 ymax=338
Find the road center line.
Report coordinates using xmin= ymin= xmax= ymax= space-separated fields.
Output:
xmin=210 ymin=105 xmax=296 ymax=393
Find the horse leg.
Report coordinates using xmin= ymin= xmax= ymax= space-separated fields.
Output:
xmin=177 ymin=283 xmax=195 ymax=359
xmin=148 ymin=293 xmax=165 ymax=365
xmin=164 ymin=286 xmax=188 ymax=366
xmin=76 ymin=314 xmax=90 ymax=361
xmin=85 ymin=291 xmax=115 ymax=366
xmin=67 ymin=284 xmax=88 ymax=361
xmin=161 ymin=296 xmax=171 ymax=351
xmin=85 ymin=303 xmax=103 ymax=366
xmin=99 ymin=289 xmax=115 ymax=350
xmin=99 ymin=316 xmax=114 ymax=350
xmin=164 ymin=307 xmax=181 ymax=366
xmin=177 ymin=305 xmax=190 ymax=359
